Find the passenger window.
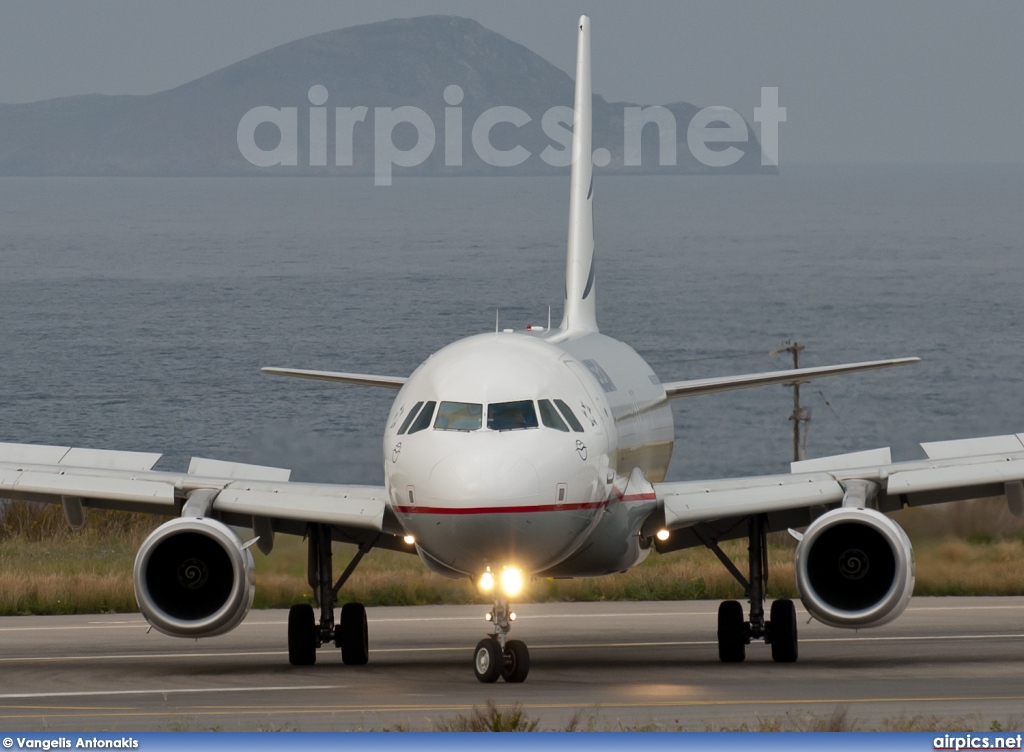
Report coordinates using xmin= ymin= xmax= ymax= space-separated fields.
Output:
xmin=408 ymin=401 xmax=436 ymax=434
xmin=487 ymin=400 xmax=538 ymax=431
xmin=434 ymin=401 xmax=483 ymax=431
xmin=538 ymin=399 xmax=569 ymax=432
xmin=397 ymin=401 xmax=424 ymax=435
xmin=554 ymin=399 xmax=585 ymax=432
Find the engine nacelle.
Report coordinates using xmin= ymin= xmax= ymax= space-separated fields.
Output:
xmin=795 ymin=507 xmax=914 ymax=629
xmin=134 ymin=516 xmax=256 ymax=638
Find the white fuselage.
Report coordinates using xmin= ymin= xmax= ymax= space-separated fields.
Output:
xmin=383 ymin=329 xmax=674 ymax=580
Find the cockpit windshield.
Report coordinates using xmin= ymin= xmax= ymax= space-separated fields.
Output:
xmin=487 ymin=400 xmax=539 ymax=431
xmin=554 ymin=398 xmax=585 ymax=432
xmin=538 ymin=399 xmax=569 ymax=432
xmin=397 ymin=401 xmax=423 ymax=435
xmin=407 ymin=401 xmax=436 ymax=434
xmin=406 ymin=398 xmax=582 ymax=434
xmin=434 ymin=401 xmax=483 ymax=431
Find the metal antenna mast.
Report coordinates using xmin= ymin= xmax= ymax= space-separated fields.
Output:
xmin=771 ymin=341 xmax=810 ymax=463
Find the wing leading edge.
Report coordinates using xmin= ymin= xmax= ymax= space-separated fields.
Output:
xmin=261 ymin=367 xmax=406 ymax=389
xmin=648 ymin=432 xmax=1024 ymax=549
xmin=661 ymin=357 xmax=919 ymax=399
xmin=0 ymin=442 xmax=393 ymax=548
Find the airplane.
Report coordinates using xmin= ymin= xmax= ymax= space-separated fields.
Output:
xmin=2 ymin=15 xmax=1023 ymax=685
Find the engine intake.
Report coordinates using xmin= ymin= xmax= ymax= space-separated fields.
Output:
xmin=134 ymin=516 xmax=255 ymax=638
xmin=795 ymin=507 xmax=914 ymax=629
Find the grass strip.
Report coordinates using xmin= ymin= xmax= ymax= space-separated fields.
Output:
xmin=4 ymin=499 xmax=1024 ymax=614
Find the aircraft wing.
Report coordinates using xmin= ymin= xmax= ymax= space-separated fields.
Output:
xmin=660 ymin=357 xmax=920 ymax=399
xmin=648 ymin=434 xmax=1024 ymax=551
xmin=261 ymin=367 xmax=407 ymax=389
xmin=0 ymin=442 xmax=395 ymax=551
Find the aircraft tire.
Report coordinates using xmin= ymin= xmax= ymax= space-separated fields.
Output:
xmin=288 ymin=603 xmax=317 ymax=666
xmin=338 ymin=602 xmax=369 ymax=665
xmin=501 ymin=639 xmax=530 ymax=683
xmin=717 ymin=600 xmax=746 ymax=663
xmin=473 ymin=638 xmax=502 ymax=683
xmin=769 ymin=599 xmax=798 ymax=663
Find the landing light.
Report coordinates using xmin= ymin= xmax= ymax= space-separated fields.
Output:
xmin=500 ymin=567 xmax=524 ymax=598
xmin=656 ymin=529 xmax=670 ymax=541
xmin=478 ymin=570 xmax=495 ymax=593
xmin=403 ymin=535 xmax=416 ymax=545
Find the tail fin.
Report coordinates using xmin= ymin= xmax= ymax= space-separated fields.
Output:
xmin=558 ymin=15 xmax=598 ymax=334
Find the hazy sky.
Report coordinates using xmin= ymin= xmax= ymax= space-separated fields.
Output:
xmin=2 ymin=1 xmax=1021 ymax=165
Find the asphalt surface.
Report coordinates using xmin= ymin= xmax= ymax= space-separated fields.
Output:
xmin=1 ymin=597 xmax=1023 ymax=731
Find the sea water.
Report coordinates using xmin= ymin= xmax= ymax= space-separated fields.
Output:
xmin=0 ymin=166 xmax=1021 ymax=484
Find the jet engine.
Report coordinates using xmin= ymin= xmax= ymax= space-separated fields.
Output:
xmin=133 ymin=516 xmax=256 ymax=638
xmin=794 ymin=507 xmax=914 ymax=629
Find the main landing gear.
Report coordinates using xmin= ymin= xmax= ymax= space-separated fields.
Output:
xmin=473 ymin=599 xmax=530 ymax=683
xmin=288 ymin=524 xmax=376 ymax=666
xmin=700 ymin=514 xmax=798 ymax=663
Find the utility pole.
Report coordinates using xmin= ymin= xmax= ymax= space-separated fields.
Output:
xmin=771 ymin=341 xmax=810 ymax=463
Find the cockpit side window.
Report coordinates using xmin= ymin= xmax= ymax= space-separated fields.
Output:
xmin=397 ymin=401 xmax=424 ymax=435
xmin=487 ymin=400 xmax=538 ymax=431
xmin=538 ymin=399 xmax=569 ymax=432
xmin=408 ymin=401 xmax=437 ymax=434
xmin=434 ymin=401 xmax=483 ymax=431
xmin=554 ymin=399 xmax=585 ymax=432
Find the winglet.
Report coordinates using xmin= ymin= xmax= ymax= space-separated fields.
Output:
xmin=558 ymin=15 xmax=598 ymax=334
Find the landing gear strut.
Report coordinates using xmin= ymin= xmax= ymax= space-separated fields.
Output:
xmin=473 ymin=599 xmax=530 ymax=683
xmin=287 ymin=524 xmax=375 ymax=666
xmin=701 ymin=515 xmax=798 ymax=663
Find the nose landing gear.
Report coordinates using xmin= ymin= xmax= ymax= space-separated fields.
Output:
xmin=473 ymin=599 xmax=530 ymax=683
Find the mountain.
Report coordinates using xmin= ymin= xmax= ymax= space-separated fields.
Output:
xmin=0 ymin=16 xmax=774 ymax=177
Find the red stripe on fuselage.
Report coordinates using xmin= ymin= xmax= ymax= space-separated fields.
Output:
xmin=393 ymin=500 xmax=608 ymax=515
xmin=610 ymin=487 xmax=658 ymax=502
xmin=618 ymin=492 xmax=657 ymax=502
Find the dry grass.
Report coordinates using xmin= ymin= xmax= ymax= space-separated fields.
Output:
xmin=258 ymin=536 xmax=790 ymax=608
xmin=750 ymin=706 xmax=857 ymax=732
xmin=0 ymin=571 xmax=138 ymax=614
xmin=891 ymin=497 xmax=1024 ymax=540
xmin=253 ymin=551 xmax=480 ymax=609
xmin=5 ymin=498 xmax=1024 ymax=614
xmin=431 ymin=701 xmax=539 ymax=732
xmin=878 ymin=714 xmax=984 ymax=732
xmin=0 ymin=499 xmax=162 ymax=544
xmin=393 ymin=702 xmax=1018 ymax=731
xmin=0 ymin=502 xmax=163 ymax=614
xmin=914 ymin=539 xmax=1024 ymax=596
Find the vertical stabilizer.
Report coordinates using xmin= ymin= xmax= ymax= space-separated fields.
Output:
xmin=558 ymin=15 xmax=598 ymax=333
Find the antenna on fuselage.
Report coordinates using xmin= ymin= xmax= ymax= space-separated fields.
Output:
xmin=547 ymin=306 xmax=552 ymax=330
xmin=495 ymin=309 xmax=499 ymax=333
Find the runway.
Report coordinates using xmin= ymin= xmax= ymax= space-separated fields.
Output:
xmin=2 ymin=597 xmax=1023 ymax=731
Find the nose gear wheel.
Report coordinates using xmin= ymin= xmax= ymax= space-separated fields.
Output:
xmin=473 ymin=599 xmax=531 ymax=683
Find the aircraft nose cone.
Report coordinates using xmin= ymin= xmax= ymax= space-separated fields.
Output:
xmin=402 ymin=442 xmax=599 ymax=574
xmin=427 ymin=449 xmax=539 ymax=506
